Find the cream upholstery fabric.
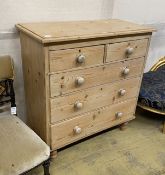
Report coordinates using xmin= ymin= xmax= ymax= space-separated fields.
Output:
xmin=0 ymin=55 xmax=14 ymax=80
xmin=0 ymin=114 xmax=50 ymax=175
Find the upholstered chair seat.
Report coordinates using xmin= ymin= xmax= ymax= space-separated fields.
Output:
xmin=139 ymin=65 xmax=165 ymax=111
xmin=138 ymin=57 xmax=165 ymax=133
xmin=0 ymin=114 xmax=50 ymax=175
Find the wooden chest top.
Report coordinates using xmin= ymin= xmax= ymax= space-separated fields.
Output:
xmin=16 ymin=19 xmax=155 ymax=43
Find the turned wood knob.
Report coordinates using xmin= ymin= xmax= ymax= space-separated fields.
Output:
xmin=122 ymin=67 xmax=130 ymax=75
xmin=75 ymin=77 xmax=85 ymax=86
xmin=126 ymin=47 xmax=134 ymax=55
xmin=119 ymin=89 xmax=126 ymax=96
xmin=77 ymin=54 xmax=85 ymax=63
xmin=116 ymin=112 xmax=123 ymax=118
xmin=73 ymin=126 xmax=82 ymax=134
xmin=74 ymin=101 xmax=83 ymax=110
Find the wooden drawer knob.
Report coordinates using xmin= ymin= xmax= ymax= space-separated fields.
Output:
xmin=122 ymin=67 xmax=130 ymax=75
xmin=77 ymin=54 xmax=85 ymax=63
xmin=116 ymin=112 xmax=123 ymax=118
xmin=119 ymin=89 xmax=126 ymax=96
xmin=74 ymin=101 xmax=83 ymax=110
xmin=73 ymin=126 xmax=82 ymax=134
xmin=75 ymin=77 xmax=85 ymax=86
xmin=126 ymin=47 xmax=134 ymax=55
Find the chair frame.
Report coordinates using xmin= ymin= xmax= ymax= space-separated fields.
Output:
xmin=0 ymin=79 xmax=16 ymax=108
xmin=137 ymin=56 xmax=165 ymax=133
xmin=0 ymin=56 xmax=15 ymax=108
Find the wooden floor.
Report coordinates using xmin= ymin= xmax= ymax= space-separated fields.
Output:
xmin=28 ymin=108 xmax=165 ymax=175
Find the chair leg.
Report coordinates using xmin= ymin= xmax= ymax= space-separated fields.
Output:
xmin=43 ymin=159 xmax=50 ymax=175
xmin=8 ymin=79 xmax=17 ymax=115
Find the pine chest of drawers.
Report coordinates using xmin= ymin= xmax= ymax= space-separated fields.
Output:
xmin=16 ymin=19 xmax=154 ymax=155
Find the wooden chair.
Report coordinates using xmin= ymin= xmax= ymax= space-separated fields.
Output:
xmin=0 ymin=55 xmax=50 ymax=175
xmin=0 ymin=55 xmax=17 ymax=117
xmin=138 ymin=57 xmax=165 ymax=133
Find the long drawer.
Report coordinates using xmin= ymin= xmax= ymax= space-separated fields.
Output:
xmin=50 ymin=77 xmax=140 ymax=123
xmin=50 ymin=98 xmax=137 ymax=149
xmin=49 ymin=45 xmax=104 ymax=72
xmin=106 ymin=38 xmax=148 ymax=62
xmin=50 ymin=57 xmax=145 ymax=97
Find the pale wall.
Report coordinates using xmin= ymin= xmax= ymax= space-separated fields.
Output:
xmin=112 ymin=0 xmax=165 ymax=24
xmin=0 ymin=0 xmax=114 ymax=31
xmin=112 ymin=0 xmax=165 ymax=71
xmin=0 ymin=0 xmax=114 ymax=121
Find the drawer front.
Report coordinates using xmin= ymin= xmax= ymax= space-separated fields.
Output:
xmin=50 ymin=77 xmax=140 ymax=123
xmin=50 ymin=57 xmax=145 ymax=97
xmin=106 ymin=38 xmax=148 ymax=62
xmin=49 ymin=45 xmax=104 ymax=72
xmin=50 ymin=98 xmax=136 ymax=149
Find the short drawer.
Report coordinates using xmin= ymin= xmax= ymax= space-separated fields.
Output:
xmin=49 ymin=45 xmax=104 ymax=72
xmin=50 ymin=57 xmax=145 ymax=97
xmin=106 ymin=38 xmax=148 ymax=62
xmin=50 ymin=77 xmax=140 ymax=123
xmin=50 ymin=98 xmax=136 ymax=149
